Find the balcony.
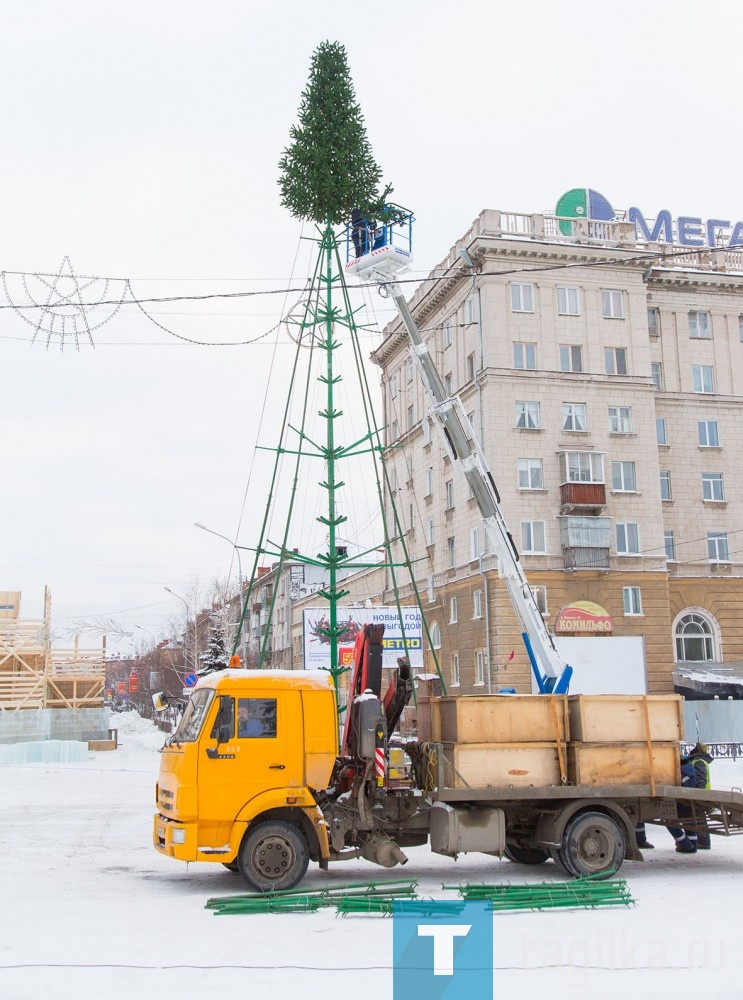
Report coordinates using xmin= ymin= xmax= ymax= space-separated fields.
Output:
xmin=559 ymin=516 xmax=612 ymax=571
xmin=563 ymin=546 xmax=611 ymax=571
xmin=559 ymin=481 xmax=607 ymax=514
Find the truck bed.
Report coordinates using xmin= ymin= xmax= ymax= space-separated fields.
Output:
xmin=433 ymin=783 xmax=743 ymax=836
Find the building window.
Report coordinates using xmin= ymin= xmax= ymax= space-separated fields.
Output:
xmin=702 ymin=472 xmax=724 ymax=501
xmin=530 ymin=585 xmax=548 ymax=614
xmin=698 ymin=420 xmax=720 ymax=447
xmin=660 ymin=470 xmax=672 ymax=500
xmin=451 ymin=654 xmax=460 ymax=686
xmin=664 ymin=530 xmax=676 ymax=561
xmin=407 ymin=403 xmax=414 ymax=430
xmin=473 ymin=590 xmax=482 ymax=619
xmin=689 ymin=310 xmax=711 ymax=339
xmin=518 ymin=458 xmax=544 ymax=490
xmin=449 ymin=597 xmax=458 ymax=624
xmin=563 ymin=402 xmax=587 ymax=431
xmin=560 ymin=451 xmax=604 ymax=483
xmin=605 ymin=347 xmax=628 ymax=375
xmin=612 ymin=461 xmax=637 ymax=492
xmin=427 ymin=576 xmax=436 ymax=603
xmin=511 ymin=282 xmax=534 ymax=313
xmin=390 ymin=373 xmax=398 ymax=398
xmin=616 ymin=522 xmax=640 ymax=555
xmin=675 ymin=612 xmax=715 ymax=661
xmin=609 ymin=405 xmax=632 ymax=433
xmin=423 ymin=417 xmax=432 ymax=446
xmin=556 ymin=285 xmax=580 ymax=316
xmin=470 ymin=527 xmax=480 ymax=561
xmin=443 ymin=318 xmax=453 ymax=348
xmin=391 ymin=420 xmax=399 ymax=440
xmin=739 ymin=314 xmax=743 ymax=341
xmin=648 ymin=307 xmax=660 ymax=338
xmin=601 ymin=289 xmax=625 ymax=318
xmin=656 ymin=418 xmax=668 ymax=445
xmin=444 ymin=373 xmax=453 ymax=395
xmin=514 ymin=342 xmax=536 ymax=370
xmin=623 ymin=586 xmax=643 ymax=616
xmin=466 ymin=295 xmax=477 ymax=325
xmin=447 ymin=536 xmax=456 ymax=568
xmin=521 ymin=521 xmax=546 ymax=553
xmin=430 ymin=622 xmax=442 ymax=648
xmin=475 ymin=650 xmax=485 ymax=685
xmin=427 ymin=519 xmax=435 ymax=546
xmin=467 ymin=352 xmax=476 ymax=381
xmin=651 ymin=362 xmax=664 ymax=390
xmin=516 ymin=401 xmax=541 ymax=429
xmin=708 ymin=531 xmax=729 ymax=562
xmin=425 ymin=467 xmax=433 ymax=496
xmin=445 ymin=479 xmax=454 ymax=509
xmin=560 ymin=344 xmax=583 ymax=372
xmin=692 ymin=365 xmax=714 ymax=394
xmin=406 ymin=358 xmax=413 ymax=383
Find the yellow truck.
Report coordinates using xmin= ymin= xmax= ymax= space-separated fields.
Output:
xmin=153 ymin=655 xmax=743 ymax=892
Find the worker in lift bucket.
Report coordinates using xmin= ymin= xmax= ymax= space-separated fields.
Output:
xmin=351 ymin=209 xmax=369 ymax=257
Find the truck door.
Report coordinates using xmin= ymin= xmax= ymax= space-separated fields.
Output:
xmin=197 ymin=689 xmax=304 ymax=841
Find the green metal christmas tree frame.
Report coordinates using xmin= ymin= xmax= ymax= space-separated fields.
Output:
xmin=232 ymin=42 xmax=444 ymax=699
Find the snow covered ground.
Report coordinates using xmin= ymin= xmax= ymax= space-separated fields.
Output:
xmin=1 ymin=712 xmax=742 ymax=1000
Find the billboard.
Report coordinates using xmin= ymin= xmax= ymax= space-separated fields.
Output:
xmin=302 ymin=606 xmax=423 ymax=670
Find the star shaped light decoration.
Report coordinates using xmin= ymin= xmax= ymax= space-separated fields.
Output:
xmin=2 ymin=256 xmax=129 ymax=350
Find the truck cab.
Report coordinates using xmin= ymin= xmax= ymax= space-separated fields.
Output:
xmin=154 ymin=670 xmax=337 ymax=889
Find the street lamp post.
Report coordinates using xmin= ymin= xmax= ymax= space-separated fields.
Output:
xmin=194 ymin=522 xmax=247 ymax=664
xmin=164 ymin=587 xmax=193 ymax=675
xmin=134 ymin=624 xmax=157 ymax=646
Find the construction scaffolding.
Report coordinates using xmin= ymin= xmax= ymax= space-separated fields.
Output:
xmin=0 ymin=589 xmax=106 ymax=712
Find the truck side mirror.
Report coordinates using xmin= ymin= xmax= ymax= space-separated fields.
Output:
xmin=152 ymin=691 xmax=168 ymax=713
xmin=211 ymin=696 xmax=234 ymax=745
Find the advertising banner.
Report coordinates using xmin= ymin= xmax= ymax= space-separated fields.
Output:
xmin=303 ymin=606 xmax=423 ymax=670
xmin=555 ymin=600 xmax=613 ymax=634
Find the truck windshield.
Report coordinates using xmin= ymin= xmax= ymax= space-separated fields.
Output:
xmin=173 ymin=689 xmax=214 ymax=743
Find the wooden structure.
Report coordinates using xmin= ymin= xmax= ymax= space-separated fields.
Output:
xmin=419 ymin=690 xmax=685 ymax=793
xmin=0 ymin=589 xmax=106 ymax=711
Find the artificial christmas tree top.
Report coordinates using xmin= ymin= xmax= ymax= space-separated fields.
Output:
xmin=278 ymin=40 xmax=392 ymax=225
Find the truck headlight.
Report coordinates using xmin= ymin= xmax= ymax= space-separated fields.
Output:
xmin=172 ymin=828 xmax=186 ymax=845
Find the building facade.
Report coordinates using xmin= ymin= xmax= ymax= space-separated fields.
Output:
xmin=372 ymin=206 xmax=743 ymax=695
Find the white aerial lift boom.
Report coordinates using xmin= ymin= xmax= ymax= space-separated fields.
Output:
xmin=346 ymin=208 xmax=572 ymax=694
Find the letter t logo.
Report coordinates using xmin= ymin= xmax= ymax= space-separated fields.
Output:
xmin=418 ymin=924 xmax=472 ymax=975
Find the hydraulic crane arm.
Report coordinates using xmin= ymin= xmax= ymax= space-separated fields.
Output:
xmin=384 ymin=280 xmax=572 ymax=694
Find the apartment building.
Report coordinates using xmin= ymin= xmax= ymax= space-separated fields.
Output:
xmin=372 ymin=205 xmax=743 ymax=695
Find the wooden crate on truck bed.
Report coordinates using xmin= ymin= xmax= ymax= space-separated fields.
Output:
xmin=416 ymin=694 xmax=442 ymax=743
xmin=568 ymin=694 xmax=684 ymax=743
xmin=442 ymin=742 xmax=563 ymax=789
xmin=426 ymin=694 xmax=569 ymax=744
xmin=567 ymin=742 xmax=681 ymax=787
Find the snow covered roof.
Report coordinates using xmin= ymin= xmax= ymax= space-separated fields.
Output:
xmin=195 ymin=668 xmax=334 ymax=692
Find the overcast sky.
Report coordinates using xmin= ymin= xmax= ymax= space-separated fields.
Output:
xmin=2 ymin=0 xmax=741 ymax=649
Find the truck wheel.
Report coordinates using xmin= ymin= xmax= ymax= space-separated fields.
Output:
xmin=238 ymin=820 xmax=310 ymax=892
xmin=549 ymin=846 xmax=574 ymax=877
xmin=561 ymin=811 xmax=625 ymax=879
xmin=504 ymin=844 xmax=550 ymax=865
